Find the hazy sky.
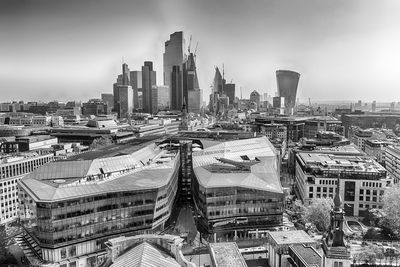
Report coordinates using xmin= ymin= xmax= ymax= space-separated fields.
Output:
xmin=1 ymin=0 xmax=400 ymax=103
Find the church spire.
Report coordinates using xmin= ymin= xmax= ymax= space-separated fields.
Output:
xmin=333 ymin=169 xmax=342 ymax=211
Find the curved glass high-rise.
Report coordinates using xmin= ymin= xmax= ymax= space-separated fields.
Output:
xmin=276 ymin=70 xmax=300 ymax=113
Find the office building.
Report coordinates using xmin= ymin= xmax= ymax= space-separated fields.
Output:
xmin=276 ymin=70 xmax=300 ymax=114
xmin=303 ymin=116 xmax=342 ymax=138
xmin=384 ymin=145 xmax=400 ymax=183
xmin=101 ymin=94 xmax=114 ymax=112
xmin=141 ymin=61 xmax=157 ymax=114
xmin=155 ymin=85 xmax=170 ymax=111
xmin=113 ymin=84 xmax=133 ymax=118
xmin=183 ymin=52 xmax=202 ymax=113
xmin=295 ymin=152 xmax=389 ymax=216
xmin=0 ymin=153 xmax=54 ymax=224
xmin=364 ymin=139 xmax=389 ymax=165
xmin=113 ymin=63 xmax=133 ymax=118
xmin=163 ymin=31 xmax=184 ymax=90
xmin=249 ymin=90 xmax=260 ymax=111
xmin=224 ymin=83 xmax=235 ymax=107
xmin=342 ymin=113 xmax=400 ymax=138
xmin=171 ymin=66 xmax=183 ymax=111
xmin=350 ymin=129 xmax=373 ymax=151
xmin=18 ymin=143 xmax=179 ymax=266
xmin=129 ymin=71 xmax=141 ymax=110
xmin=254 ymin=117 xmax=306 ymax=142
xmin=272 ymin=97 xmax=285 ymax=115
xmin=192 ymin=137 xmax=284 ymax=241
xmin=82 ymin=99 xmax=108 ymax=116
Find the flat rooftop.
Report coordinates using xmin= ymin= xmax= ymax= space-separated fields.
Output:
xmin=192 ymin=137 xmax=283 ymax=193
xmin=209 ymin=242 xmax=247 ymax=267
xmin=297 ymin=152 xmax=386 ymax=173
xmin=290 ymin=244 xmax=322 ymax=267
xmin=268 ymin=230 xmax=315 ymax=246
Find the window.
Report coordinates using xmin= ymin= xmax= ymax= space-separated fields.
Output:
xmin=309 ymin=187 xmax=313 ymax=192
xmin=69 ymin=245 xmax=76 ymax=257
xmin=317 ymin=187 xmax=321 ymax=192
xmin=61 ymin=248 xmax=67 ymax=259
xmin=334 ymin=261 xmax=343 ymax=267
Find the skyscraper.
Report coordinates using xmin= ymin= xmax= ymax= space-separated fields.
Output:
xmin=171 ymin=66 xmax=182 ymax=111
xmin=141 ymin=61 xmax=156 ymax=114
xmin=113 ymin=84 xmax=133 ymax=118
xmin=224 ymin=83 xmax=235 ymax=106
xmin=130 ymin=71 xmax=142 ymax=110
xmin=250 ymin=90 xmax=261 ymax=111
xmin=164 ymin=31 xmax=185 ymax=107
xmin=183 ymin=52 xmax=201 ymax=113
xmin=276 ymin=70 xmax=300 ymax=114
xmin=113 ymin=63 xmax=133 ymax=118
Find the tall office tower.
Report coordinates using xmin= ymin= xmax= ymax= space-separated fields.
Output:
xmin=171 ymin=66 xmax=182 ymax=110
xmin=213 ymin=67 xmax=224 ymax=94
xmin=151 ymin=86 xmax=159 ymax=114
xmin=121 ymin=63 xmax=130 ymax=85
xmin=156 ymin=85 xmax=170 ymax=110
xmin=101 ymin=93 xmax=114 ymax=112
xmin=276 ymin=70 xmax=300 ymax=114
xmin=130 ymin=71 xmax=142 ymax=110
xmin=250 ymin=90 xmax=261 ymax=111
xmin=163 ymin=31 xmax=185 ymax=92
xmin=224 ymin=83 xmax=235 ymax=106
xmin=113 ymin=84 xmax=133 ymax=118
xmin=141 ymin=61 xmax=156 ymax=114
xmin=210 ymin=67 xmax=224 ymax=115
xmin=183 ymin=52 xmax=202 ymax=113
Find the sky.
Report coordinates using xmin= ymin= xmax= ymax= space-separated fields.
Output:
xmin=1 ymin=0 xmax=400 ymax=103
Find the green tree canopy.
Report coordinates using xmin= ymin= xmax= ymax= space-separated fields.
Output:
xmin=382 ymin=184 xmax=400 ymax=236
xmin=303 ymin=198 xmax=333 ymax=232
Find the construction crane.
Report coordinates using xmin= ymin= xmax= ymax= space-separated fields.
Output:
xmin=193 ymin=42 xmax=199 ymax=64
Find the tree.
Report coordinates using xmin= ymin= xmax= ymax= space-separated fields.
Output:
xmin=354 ymin=245 xmax=384 ymax=265
xmin=303 ymin=198 xmax=333 ymax=233
xmin=382 ymin=184 xmax=400 ymax=236
xmin=89 ymin=136 xmax=113 ymax=150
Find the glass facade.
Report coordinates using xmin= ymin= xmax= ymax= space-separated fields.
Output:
xmin=193 ymin=177 xmax=284 ymax=236
xmin=18 ymin=149 xmax=180 ymax=264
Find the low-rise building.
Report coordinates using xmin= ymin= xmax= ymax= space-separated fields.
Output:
xmin=267 ymin=230 xmax=317 ymax=267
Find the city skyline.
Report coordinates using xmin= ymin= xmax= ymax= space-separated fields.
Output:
xmin=1 ymin=0 xmax=400 ymax=103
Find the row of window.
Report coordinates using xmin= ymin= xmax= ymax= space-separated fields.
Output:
xmin=361 ymin=181 xmax=383 ymax=187
xmin=208 ymin=207 xmax=282 ymax=217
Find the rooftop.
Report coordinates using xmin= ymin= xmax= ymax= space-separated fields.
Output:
xmin=209 ymin=242 xmax=247 ymax=267
xmin=110 ymin=241 xmax=180 ymax=267
xmin=19 ymin=144 xmax=178 ymax=202
xmin=297 ymin=152 xmax=386 ymax=173
xmin=289 ymin=244 xmax=322 ymax=267
xmin=268 ymin=230 xmax=315 ymax=246
xmin=192 ymin=137 xmax=282 ymax=193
